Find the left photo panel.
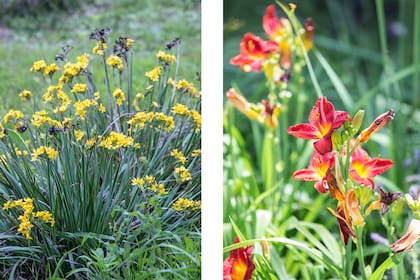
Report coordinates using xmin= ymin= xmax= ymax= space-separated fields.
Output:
xmin=0 ymin=1 xmax=201 ymax=278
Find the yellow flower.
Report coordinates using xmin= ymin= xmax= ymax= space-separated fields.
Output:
xmin=172 ymin=198 xmax=201 ymax=211
xmin=171 ymin=103 xmax=189 ymax=115
xmin=74 ymin=130 xmax=84 ymax=141
xmin=156 ymin=51 xmax=176 ymax=63
xmin=145 ymin=66 xmax=162 ymax=82
xmin=112 ymin=88 xmax=125 ymax=106
xmin=3 ymin=198 xmax=54 ymax=239
xmin=174 ymin=165 xmax=192 ymax=182
xmin=93 ymin=41 xmax=107 ymax=56
xmin=74 ymin=99 xmax=98 ymax=120
xmin=3 ymin=109 xmax=24 ymax=124
xmin=106 ymin=55 xmax=123 ymax=71
xmin=15 ymin=147 xmax=28 ymax=156
xmin=131 ymin=177 xmax=145 ymax=187
xmin=188 ymin=110 xmax=201 ymax=132
xmin=30 ymin=60 xmax=47 ymax=72
xmin=191 ymin=149 xmax=201 ymax=157
xmin=77 ymin=53 xmax=90 ymax=69
xmin=176 ymin=79 xmax=198 ymax=96
xmin=43 ymin=63 xmax=60 ymax=76
xmin=171 ymin=149 xmax=187 ymax=164
xmin=33 ymin=211 xmax=55 ymax=227
xmin=31 ymin=146 xmax=58 ymax=161
xmin=99 ymin=104 xmax=106 ymax=113
xmin=126 ymin=38 xmax=134 ymax=49
xmin=19 ymin=90 xmax=32 ymax=101
xmin=71 ymin=83 xmax=87 ymax=93
xmin=31 ymin=111 xmax=62 ymax=128
xmin=85 ymin=138 xmax=96 ymax=149
xmin=98 ymin=131 xmax=134 ymax=150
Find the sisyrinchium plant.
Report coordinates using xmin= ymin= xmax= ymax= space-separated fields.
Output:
xmin=0 ymin=27 xmax=201 ymax=279
xmin=224 ymin=2 xmax=420 ymax=280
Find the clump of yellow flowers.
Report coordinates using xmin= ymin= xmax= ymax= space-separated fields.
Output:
xmin=3 ymin=198 xmax=54 ymax=239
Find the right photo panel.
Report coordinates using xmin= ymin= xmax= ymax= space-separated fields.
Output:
xmin=223 ymin=1 xmax=420 ymax=279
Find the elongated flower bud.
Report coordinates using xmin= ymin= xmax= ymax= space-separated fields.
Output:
xmin=357 ymin=109 xmax=394 ymax=143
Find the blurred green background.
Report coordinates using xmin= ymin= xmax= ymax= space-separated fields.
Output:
xmin=0 ymin=0 xmax=201 ymax=114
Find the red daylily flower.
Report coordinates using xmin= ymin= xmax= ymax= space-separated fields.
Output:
xmin=262 ymin=5 xmax=293 ymax=69
xmin=293 ymin=151 xmax=335 ymax=193
xmin=288 ymin=96 xmax=349 ymax=155
xmin=349 ymin=146 xmax=393 ymax=188
xmin=230 ymin=33 xmax=278 ymax=72
xmin=223 ymin=237 xmax=255 ymax=280
xmin=390 ymin=219 xmax=420 ymax=253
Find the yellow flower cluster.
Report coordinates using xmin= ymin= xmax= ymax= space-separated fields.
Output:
xmin=30 ymin=60 xmax=59 ymax=76
xmin=74 ymin=130 xmax=85 ymax=141
xmin=131 ymin=175 xmax=168 ymax=195
xmin=41 ymin=85 xmax=72 ymax=113
xmin=3 ymin=109 xmax=24 ymax=124
xmin=3 ymin=198 xmax=54 ymax=239
xmin=170 ymin=149 xmax=187 ymax=164
xmin=98 ymin=131 xmax=135 ymax=150
xmin=172 ymin=198 xmax=201 ymax=212
xmin=175 ymin=79 xmax=198 ymax=96
xmin=31 ymin=110 xmax=62 ymax=128
xmin=58 ymin=54 xmax=89 ymax=84
xmin=128 ymin=111 xmax=175 ymax=132
xmin=0 ymin=124 xmax=5 ymax=139
xmin=106 ymin=55 xmax=123 ymax=71
xmin=174 ymin=165 xmax=192 ymax=182
xmin=145 ymin=66 xmax=162 ymax=82
xmin=171 ymin=104 xmax=201 ymax=132
xmin=19 ymin=90 xmax=32 ymax=101
xmin=191 ymin=149 xmax=201 ymax=157
xmin=74 ymin=99 xmax=99 ymax=120
xmin=85 ymin=138 xmax=96 ymax=149
xmin=71 ymin=83 xmax=87 ymax=93
xmin=171 ymin=103 xmax=189 ymax=115
xmin=93 ymin=41 xmax=107 ymax=56
xmin=113 ymin=88 xmax=126 ymax=106
xmin=31 ymin=146 xmax=58 ymax=161
xmin=156 ymin=51 xmax=176 ymax=63
xmin=126 ymin=38 xmax=134 ymax=49
xmin=15 ymin=147 xmax=29 ymax=156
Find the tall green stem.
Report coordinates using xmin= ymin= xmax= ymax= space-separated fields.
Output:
xmin=356 ymin=227 xmax=367 ymax=280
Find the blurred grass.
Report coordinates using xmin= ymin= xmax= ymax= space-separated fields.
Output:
xmin=0 ymin=0 xmax=201 ymax=114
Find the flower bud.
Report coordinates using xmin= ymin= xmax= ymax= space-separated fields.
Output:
xmin=357 ymin=109 xmax=394 ymax=143
xmin=351 ymin=110 xmax=365 ymax=133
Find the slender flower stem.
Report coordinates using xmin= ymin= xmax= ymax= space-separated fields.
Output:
xmin=345 ymin=239 xmax=352 ymax=280
xmin=356 ymin=227 xmax=367 ymax=280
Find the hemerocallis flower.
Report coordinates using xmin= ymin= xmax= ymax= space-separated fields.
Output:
xmin=223 ymin=237 xmax=255 ymax=280
xmin=366 ymin=187 xmax=402 ymax=215
xmin=390 ymin=219 xmax=420 ymax=253
xmin=349 ymin=146 xmax=393 ymax=188
xmin=230 ymin=33 xmax=278 ymax=72
xmin=292 ymin=151 xmax=335 ymax=193
xmin=288 ymin=96 xmax=349 ymax=155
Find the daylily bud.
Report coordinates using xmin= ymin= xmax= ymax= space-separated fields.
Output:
xmin=331 ymin=130 xmax=342 ymax=150
xmin=261 ymin=238 xmax=270 ymax=261
xmin=351 ymin=110 xmax=365 ymax=133
xmin=357 ymin=109 xmax=395 ymax=143
xmin=406 ymin=193 xmax=420 ymax=219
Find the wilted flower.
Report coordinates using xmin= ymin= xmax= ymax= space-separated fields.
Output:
xmin=390 ymin=219 xmax=420 ymax=253
xmin=223 ymin=237 xmax=255 ymax=280
xmin=366 ymin=186 xmax=402 ymax=215
xmin=288 ymin=96 xmax=349 ymax=155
